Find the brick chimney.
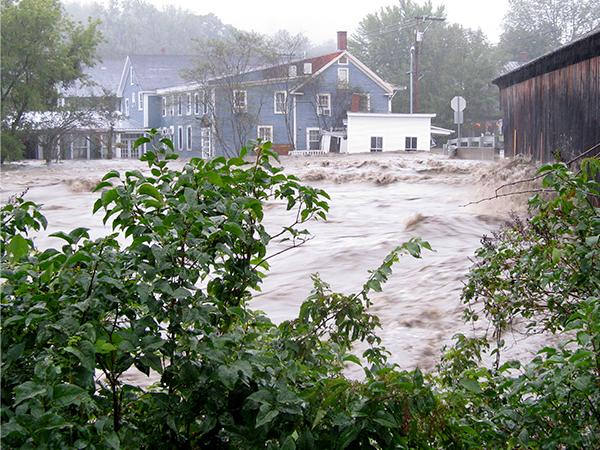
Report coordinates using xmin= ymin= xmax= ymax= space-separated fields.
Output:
xmin=337 ymin=31 xmax=347 ymax=51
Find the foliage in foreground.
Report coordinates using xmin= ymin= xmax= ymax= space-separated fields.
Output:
xmin=2 ymin=137 xmax=600 ymax=449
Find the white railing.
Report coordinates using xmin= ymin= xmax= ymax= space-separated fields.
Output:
xmin=289 ymin=149 xmax=328 ymax=156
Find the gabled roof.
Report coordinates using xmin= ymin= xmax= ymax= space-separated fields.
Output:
xmin=62 ymin=59 xmax=124 ymax=97
xmin=117 ymin=55 xmax=195 ymax=96
xmin=154 ymin=50 xmax=401 ymax=96
xmin=289 ymin=50 xmax=397 ymax=96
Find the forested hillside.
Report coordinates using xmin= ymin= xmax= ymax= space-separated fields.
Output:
xmin=63 ymin=0 xmax=235 ymax=59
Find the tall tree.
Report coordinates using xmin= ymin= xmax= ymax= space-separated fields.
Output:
xmin=63 ymin=0 xmax=235 ymax=59
xmin=350 ymin=0 xmax=499 ymax=129
xmin=497 ymin=0 xmax=600 ymax=61
xmin=185 ymin=30 xmax=310 ymax=156
xmin=1 ymin=0 xmax=100 ymax=162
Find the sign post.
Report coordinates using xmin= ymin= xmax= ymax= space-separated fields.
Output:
xmin=450 ymin=96 xmax=466 ymax=148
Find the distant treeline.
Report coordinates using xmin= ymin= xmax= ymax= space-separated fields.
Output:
xmin=63 ymin=0 xmax=236 ymax=59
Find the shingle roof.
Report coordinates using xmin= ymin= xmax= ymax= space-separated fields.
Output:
xmin=129 ymin=55 xmax=195 ymax=90
xmin=62 ymin=59 xmax=124 ymax=97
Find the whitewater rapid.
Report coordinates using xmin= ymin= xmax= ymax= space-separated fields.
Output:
xmin=1 ymin=152 xmax=545 ymax=376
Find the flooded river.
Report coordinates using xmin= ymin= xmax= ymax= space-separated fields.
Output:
xmin=1 ymin=152 xmax=546 ymax=375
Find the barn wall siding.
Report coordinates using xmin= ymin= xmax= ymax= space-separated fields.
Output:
xmin=495 ymin=32 xmax=600 ymax=163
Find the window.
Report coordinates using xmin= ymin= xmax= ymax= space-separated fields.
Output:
xmin=124 ymin=98 xmax=130 ymax=116
xmin=289 ymin=65 xmax=297 ymax=77
xmin=57 ymin=98 xmax=66 ymax=108
xmin=317 ymin=94 xmax=331 ymax=116
xmin=307 ymin=128 xmax=320 ymax=150
xmin=138 ymin=92 xmax=143 ymax=110
xmin=338 ymin=68 xmax=349 ymax=87
xmin=338 ymin=56 xmax=348 ymax=65
xmin=370 ymin=136 xmax=383 ymax=152
xmin=130 ymin=66 xmax=134 ymax=85
xmin=358 ymin=93 xmax=370 ymax=112
xmin=405 ymin=136 xmax=417 ymax=150
xmin=274 ymin=91 xmax=286 ymax=114
xmin=187 ymin=94 xmax=192 ymax=115
xmin=162 ymin=97 xmax=167 ymax=117
xmin=303 ymin=63 xmax=312 ymax=74
xmin=186 ymin=126 xmax=192 ymax=151
xmin=177 ymin=95 xmax=182 ymax=116
xmin=132 ymin=92 xmax=136 ymax=108
xmin=178 ymin=126 xmax=184 ymax=151
xmin=201 ymin=127 xmax=212 ymax=158
xmin=169 ymin=96 xmax=174 ymax=116
xmin=258 ymin=126 xmax=273 ymax=143
xmin=194 ymin=93 xmax=200 ymax=115
xmin=233 ymin=90 xmax=247 ymax=114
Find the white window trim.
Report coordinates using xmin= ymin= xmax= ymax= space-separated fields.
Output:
xmin=338 ymin=56 xmax=348 ymax=65
xmin=177 ymin=126 xmax=184 ymax=151
xmin=405 ymin=136 xmax=418 ymax=150
xmin=131 ymin=92 xmax=136 ymax=107
xmin=124 ymin=98 xmax=130 ymax=116
xmin=186 ymin=125 xmax=192 ymax=151
xmin=194 ymin=93 xmax=200 ymax=115
xmin=317 ymin=93 xmax=331 ymax=116
xmin=187 ymin=93 xmax=192 ymax=116
xmin=306 ymin=127 xmax=321 ymax=151
xmin=138 ymin=92 xmax=143 ymax=111
xmin=169 ymin=96 xmax=174 ymax=116
xmin=274 ymin=91 xmax=286 ymax=114
xmin=289 ymin=65 xmax=297 ymax=77
xmin=162 ymin=97 xmax=167 ymax=117
xmin=303 ymin=63 xmax=312 ymax=74
xmin=257 ymin=125 xmax=273 ymax=143
xmin=370 ymin=136 xmax=383 ymax=152
xmin=233 ymin=89 xmax=247 ymax=114
xmin=338 ymin=68 xmax=349 ymax=84
xmin=130 ymin=66 xmax=134 ymax=85
xmin=177 ymin=95 xmax=183 ymax=116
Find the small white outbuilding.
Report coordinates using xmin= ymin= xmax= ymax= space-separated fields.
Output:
xmin=346 ymin=112 xmax=436 ymax=153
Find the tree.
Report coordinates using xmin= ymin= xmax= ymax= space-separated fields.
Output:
xmin=1 ymin=0 xmax=100 ymax=162
xmin=497 ymin=0 xmax=600 ymax=61
xmin=349 ymin=0 xmax=499 ymax=129
xmin=63 ymin=0 xmax=236 ymax=60
xmin=185 ymin=30 xmax=309 ymax=157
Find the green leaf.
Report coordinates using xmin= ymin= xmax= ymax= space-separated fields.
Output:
xmin=14 ymin=381 xmax=47 ymax=405
xmin=459 ymin=377 xmax=483 ymax=394
xmin=203 ymin=171 xmax=224 ymax=186
xmin=281 ymin=435 xmax=296 ymax=450
xmin=6 ymin=234 xmax=30 ymax=260
xmin=138 ymin=183 xmax=163 ymax=201
xmin=52 ymin=384 xmax=88 ymax=405
xmin=255 ymin=408 xmax=279 ymax=428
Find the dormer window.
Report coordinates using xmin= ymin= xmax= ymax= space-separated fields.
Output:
xmin=338 ymin=56 xmax=348 ymax=65
xmin=303 ymin=63 xmax=312 ymax=74
xmin=289 ymin=65 xmax=297 ymax=77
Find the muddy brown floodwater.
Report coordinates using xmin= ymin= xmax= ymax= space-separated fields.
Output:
xmin=1 ymin=151 xmax=549 ymax=381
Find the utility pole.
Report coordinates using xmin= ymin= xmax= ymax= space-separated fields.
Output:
xmin=410 ymin=16 xmax=445 ymax=114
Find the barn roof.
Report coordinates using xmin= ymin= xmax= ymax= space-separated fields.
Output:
xmin=493 ymin=27 xmax=600 ymax=89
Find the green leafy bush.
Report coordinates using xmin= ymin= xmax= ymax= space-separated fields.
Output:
xmin=2 ymin=135 xmax=452 ymax=449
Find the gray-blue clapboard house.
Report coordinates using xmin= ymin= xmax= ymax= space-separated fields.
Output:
xmin=117 ymin=54 xmax=195 ymax=158
xmin=119 ymin=32 xmax=399 ymax=158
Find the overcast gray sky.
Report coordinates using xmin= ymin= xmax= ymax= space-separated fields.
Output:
xmin=148 ymin=0 xmax=509 ymax=45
